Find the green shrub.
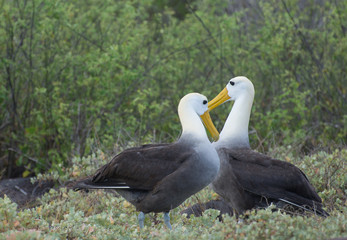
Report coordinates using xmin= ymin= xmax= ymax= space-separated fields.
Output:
xmin=1 ymin=0 xmax=346 ymax=177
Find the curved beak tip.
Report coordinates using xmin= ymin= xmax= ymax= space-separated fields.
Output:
xmin=212 ymin=134 xmax=219 ymax=142
xmin=200 ymin=111 xmax=219 ymax=142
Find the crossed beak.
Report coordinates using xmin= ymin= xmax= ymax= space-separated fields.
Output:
xmin=208 ymin=88 xmax=230 ymax=111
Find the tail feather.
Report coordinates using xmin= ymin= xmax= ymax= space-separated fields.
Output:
xmin=73 ymin=178 xmax=130 ymax=191
xmin=278 ymin=198 xmax=329 ymax=217
xmin=251 ymin=190 xmax=329 ymax=217
xmin=72 ymin=178 xmax=148 ymax=206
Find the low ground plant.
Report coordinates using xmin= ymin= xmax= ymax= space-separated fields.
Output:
xmin=0 ymin=148 xmax=345 ymax=239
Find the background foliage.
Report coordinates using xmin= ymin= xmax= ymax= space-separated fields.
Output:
xmin=1 ymin=0 xmax=346 ymax=177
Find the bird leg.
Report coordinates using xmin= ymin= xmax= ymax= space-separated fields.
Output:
xmin=138 ymin=212 xmax=145 ymax=229
xmin=163 ymin=212 xmax=172 ymax=230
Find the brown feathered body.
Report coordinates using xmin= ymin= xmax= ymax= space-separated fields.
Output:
xmin=212 ymin=147 xmax=328 ymax=216
xmin=74 ymin=135 xmax=220 ymax=213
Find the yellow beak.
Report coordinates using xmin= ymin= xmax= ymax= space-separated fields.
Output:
xmin=200 ymin=111 xmax=219 ymax=141
xmin=208 ymin=88 xmax=230 ymax=111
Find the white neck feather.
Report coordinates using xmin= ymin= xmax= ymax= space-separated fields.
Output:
xmin=216 ymin=92 xmax=253 ymax=148
xmin=178 ymin=105 xmax=209 ymax=142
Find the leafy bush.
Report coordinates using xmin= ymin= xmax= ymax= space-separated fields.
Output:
xmin=268 ymin=147 xmax=346 ymax=212
xmin=1 ymin=0 xmax=346 ymax=178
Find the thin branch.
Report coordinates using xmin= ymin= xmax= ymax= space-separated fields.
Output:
xmin=281 ymin=0 xmax=323 ymax=72
xmin=185 ymin=0 xmax=218 ymax=47
xmin=148 ymin=34 xmax=217 ymax=72
xmin=15 ymin=185 xmax=28 ymax=195
xmin=64 ymin=24 xmax=104 ymax=51
xmin=8 ymin=148 xmax=50 ymax=169
xmin=0 ymin=120 xmax=10 ymax=132
xmin=185 ymin=0 xmax=235 ymax=76
xmin=333 ymin=0 xmax=346 ymax=36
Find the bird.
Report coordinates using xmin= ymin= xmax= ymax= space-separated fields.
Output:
xmin=207 ymin=76 xmax=328 ymax=217
xmin=73 ymin=93 xmax=221 ymax=229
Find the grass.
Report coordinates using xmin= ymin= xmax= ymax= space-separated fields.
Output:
xmin=0 ymin=147 xmax=346 ymax=239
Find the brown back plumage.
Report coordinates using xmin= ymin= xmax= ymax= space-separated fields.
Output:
xmin=73 ymin=139 xmax=220 ymax=213
xmin=213 ymin=147 xmax=328 ymax=216
xmin=91 ymin=143 xmax=191 ymax=190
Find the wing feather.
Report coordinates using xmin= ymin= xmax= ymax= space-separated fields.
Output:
xmin=92 ymin=143 xmax=191 ymax=190
xmin=221 ymin=148 xmax=322 ymax=204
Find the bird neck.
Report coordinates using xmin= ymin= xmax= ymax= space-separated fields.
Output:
xmin=218 ymin=93 xmax=253 ymax=148
xmin=178 ymin=106 xmax=209 ymax=143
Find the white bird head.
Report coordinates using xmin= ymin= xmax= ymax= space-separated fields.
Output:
xmin=208 ymin=76 xmax=254 ymax=111
xmin=178 ymin=93 xmax=219 ymax=141
xmin=179 ymin=93 xmax=209 ymax=116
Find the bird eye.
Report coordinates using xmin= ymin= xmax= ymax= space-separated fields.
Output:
xmin=203 ymin=100 xmax=207 ymax=105
xmin=230 ymin=81 xmax=235 ymax=86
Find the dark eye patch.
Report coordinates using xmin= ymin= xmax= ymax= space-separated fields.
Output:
xmin=230 ymin=81 xmax=235 ymax=86
xmin=203 ymin=100 xmax=207 ymax=105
